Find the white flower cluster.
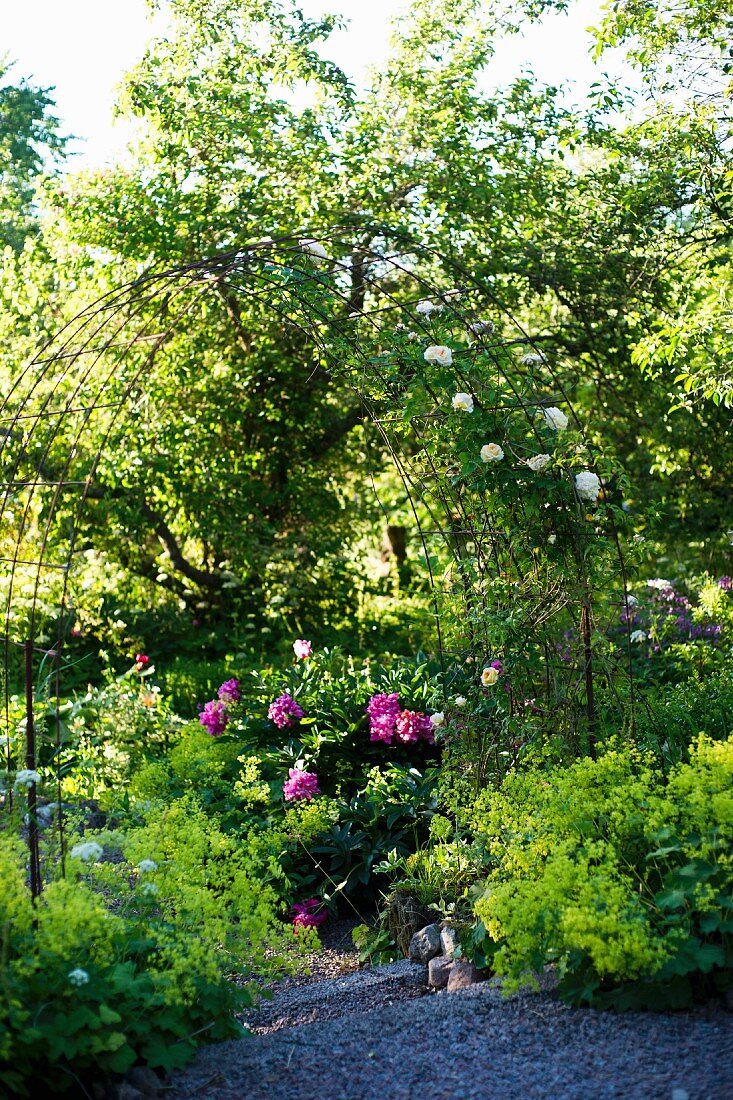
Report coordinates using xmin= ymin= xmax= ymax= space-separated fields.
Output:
xmin=68 ymin=968 xmax=89 ymax=987
xmin=138 ymin=859 xmax=158 ymax=874
xmin=70 ymin=841 xmax=103 ymax=863
xmin=299 ymin=238 xmax=328 ymax=259
xmin=543 ymin=406 xmax=568 ymax=431
xmin=575 ymin=471 xmax=601 ymax=503
xmin=526 ymin=454 xmax=551 ymax=472
xmin=630 ymin=630 xmax=647 ymax=644
xmin=416 ymin=299 xmax=443 ymax=316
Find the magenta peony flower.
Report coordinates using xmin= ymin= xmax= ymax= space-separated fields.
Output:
xmin=291 ymin=897 xmax=328 ymax=929
xmin=217 ymin=678 xmax=241 ymax=703
xmin=283 ymin=767 xmax=319 ymax=801
xmin=293 ymin=639 xmax=313 ymax=659
xmin=268 ymin=693 xmax=304 ymax=729
xmin=366 ymin=692 xmax=401 ymax=744
xmin=394 ymin=709 xmax=434 ymax=744
xmin=199 ymin=699 xmax=229 ymax=737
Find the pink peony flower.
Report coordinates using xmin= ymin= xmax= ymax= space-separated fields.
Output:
xmin=217 ymin=678 xmax=241 ymax=703
xmin=199 ymin=699 xmax=229 ymax=737
xmin=283 ymin=767 xmax=319 ymax=801
xmin=394 ymin=709 xmax=434 ymax=744
xmin=291 ymin=897 xmax=327 ymax=929
xmin=293 ymin=639 xmax=313 ymax=659
xmin=268 ymin=693 xmax=304 ymax=729
xmin=366 ymin=692 xmax=401 ymax=744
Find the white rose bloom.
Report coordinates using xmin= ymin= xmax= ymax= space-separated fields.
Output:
xmin=299 ymin=238 xmax=328 ymax=259
xmin=543 ymin=406 xmax=569 ymax=431
xmin=575 ymin=471 xmax=601 ymax=503
xmin=480 ymin=443 xmax=504 ymax=463
xmin=68 ymin=968 xmax=90 ymax=987
xmin=481 ymin=667 xmax=500 ymax=687
xmin=630 ymin=630 xmax=647 ymax=643
xmin=454 ymin=696 xmax=467 ymax=707
xmin=70 ymin=841 xmax=103 ymax=863
xmin=138 ymin=859 xmax=158 ymax=874
xmin=468 ymin=319 xmax=494 ymax=336
xmin=647 ymin=578 xmax=672 ymax=590
xmin=521 ymin=352 xmax=545 ymax=366
xmin=430 ymin=712 xmax=445 ymax=728
xmin=423 ymin=345 xmax=453 ymax=366
xmin=416 ymin=299 xmax=440 ymax=315
xmin=625 ymin=594 xmax=639 ymax=608
xmin=14 ymin=769 xmax=40 ymax=789
xmin=547 ymin=534 xmax=557 ymax=545
xmin=526 ymin=454 xmax=552 ymax=472
xmin=452 ymin=392 xmax=474 ymax=413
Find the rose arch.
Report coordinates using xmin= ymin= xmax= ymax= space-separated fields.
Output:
xmin=0 ymin=228 xmax=632 ymax=896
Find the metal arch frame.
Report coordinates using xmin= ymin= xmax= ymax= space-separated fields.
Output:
xmin=0 ymin=226 xmax=634 ymax=899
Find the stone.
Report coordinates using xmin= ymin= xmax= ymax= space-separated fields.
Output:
xmin=440 ymin=925 xmax=460 ymax=959
xmin=117 ymin=1086 xmax=144 ymax=1100
xmin=447 ymin=960 xmax=480 ymax=992
xmin=408 ymin=923 xmax=442 ymax=963
xmin=428 ymin=955 xmax=453 ymax=990
xmin=125 ymin=1067 xmax=162 ymax=1097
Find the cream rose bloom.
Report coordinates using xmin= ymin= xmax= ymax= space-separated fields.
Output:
xmin=481 ymin=667 xmax=500 ymax=687
xmin=575 ymin=471 xmax=601 ymax=503
xmin=526 ymin=453 xmax=551 ymax=472
xmin=543 ymin=406 xmax=569 ymax=431
xmin=480 ymin=443 xmax=504 ymax=463
xmin=454 ymin=695 xmax=467 ymax=707
xmin=452 ymin=392 xmax=474 ymax=412
xmin=430 ymin=712 xmax=445 ymax=728
xmin=423 ymin=345 xmax=453 ymax=366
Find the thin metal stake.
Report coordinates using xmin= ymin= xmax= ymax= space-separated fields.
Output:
xmin=25 ymin=640 xmax=42 ymax=901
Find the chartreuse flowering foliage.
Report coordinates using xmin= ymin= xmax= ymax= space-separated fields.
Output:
xmin=469 ymin=735 xmax=733 ymax=1008
xmin=0 ymin=800 xmax=293 ymax=1094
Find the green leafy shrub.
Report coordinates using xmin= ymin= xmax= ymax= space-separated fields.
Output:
xmin=628 ymin=669 xmax=733 ymax=766
xmin=469 ymin=734 xmax=733 ymax=1009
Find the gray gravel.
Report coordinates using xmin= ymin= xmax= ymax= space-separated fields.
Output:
xmin=170 ymin=962 xmax=733 ymax=1100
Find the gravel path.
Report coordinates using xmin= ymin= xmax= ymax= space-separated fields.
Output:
xmin=169 ymin=925 xmax=733 ymax=1100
